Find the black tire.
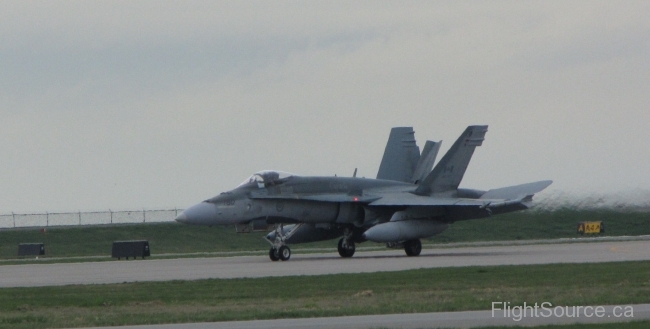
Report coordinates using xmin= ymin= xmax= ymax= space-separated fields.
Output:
xmin=279 ymin=245 xmax=291 ymax=261
xmin=404 ymin=239 xmax=422 ymax=256
xmin=337 ymin=238 xmax=356 ymax=258
xmin=269 ymin=247 xmax=280 ymax=261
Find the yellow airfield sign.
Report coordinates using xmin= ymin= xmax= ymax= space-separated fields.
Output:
xmin=577 ymin=221 xmax=604 ymax=234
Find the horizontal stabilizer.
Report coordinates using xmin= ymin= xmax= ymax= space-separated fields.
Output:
xmin=480 ymin=180 xmax=553 ymax=200
xmin=376 ymin=127 xmax=421 ymax=183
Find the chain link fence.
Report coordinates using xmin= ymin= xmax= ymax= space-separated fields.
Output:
xmin=0 ymin=209 xmax=182 ymax=229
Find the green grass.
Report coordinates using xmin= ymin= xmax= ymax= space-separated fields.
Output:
xmin=432 ymin=209 xmax=650 ymax=243
xmin=1 ymin=261 xmax=650 ymax=328
xmin=1 ymin=209 xmax=649 ymax=260
xmin=0 ymin=222 xmax=283 ymax=259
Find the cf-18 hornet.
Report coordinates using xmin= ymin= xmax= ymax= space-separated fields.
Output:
xmin=176 ymin=125 xmax=551 ymax=261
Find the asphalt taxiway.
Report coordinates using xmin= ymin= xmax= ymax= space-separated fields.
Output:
xmin=2 ymin=239 xmax=650 ymax=287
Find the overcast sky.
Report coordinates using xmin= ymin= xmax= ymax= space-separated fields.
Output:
xmin=1 ymin=1 xmax=649 ymax=213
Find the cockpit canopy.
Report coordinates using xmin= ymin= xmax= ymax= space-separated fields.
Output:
xmin=238 ymin=170 xmax=297 ymax=187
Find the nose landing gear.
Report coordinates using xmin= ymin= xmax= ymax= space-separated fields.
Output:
xmin=267 ymin=224 xmax=292 ymax=261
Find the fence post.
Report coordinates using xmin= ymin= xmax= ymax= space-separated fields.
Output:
xmin=79 ymin=211 xmax=81 ymax=225
xmin=175 ymin=208 xmax=178 ymax=218
xmin=12 ymin=212 xmax=15 ymax=228
xmin=110 ymin=209 xmax=113 ymax=224
xmin=143 ymin=209 xmax=146 ymax=223
xmin=46 ymin=212 xmax=49 ymax=227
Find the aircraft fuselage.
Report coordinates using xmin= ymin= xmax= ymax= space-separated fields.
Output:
xmin=176 ymin=175 xmax=412 ymax=227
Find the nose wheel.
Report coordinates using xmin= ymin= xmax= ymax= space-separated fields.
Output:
xmin=267 ymin=224 xmax=292 ymax=261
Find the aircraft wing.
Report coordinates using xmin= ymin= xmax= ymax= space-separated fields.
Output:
xmin=250 ymin=191 xmax=508 ymax=207
xmin=249 ymin=180 xmax=551 ymax=206
xmin=370 ymin=180 xmax=552 ymax=208
xmin=368 ymin=195 xmax=485 ymax=206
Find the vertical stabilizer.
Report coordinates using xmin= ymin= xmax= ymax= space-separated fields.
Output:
xmin=411 ymin=140 xmax=441 ymax=184
xmin=415 ymin=125 xmax=488 ymax=195
xmin=376 ymin=127 xmax=421 ymax=183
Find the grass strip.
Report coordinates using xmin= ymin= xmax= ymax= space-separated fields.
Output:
xmin=1 ymin=261 xmax=650 ymax=329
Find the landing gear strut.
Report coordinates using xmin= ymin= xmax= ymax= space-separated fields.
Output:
xmin=404 ymin=239 xmax=422 ymax=256
xmin=268 ymin=224 xmax=291 ymax=261
xmin=338 ymin=227 xmax=356 ymax=258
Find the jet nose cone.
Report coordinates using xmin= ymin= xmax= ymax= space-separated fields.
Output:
xmin=175 ymin=202 xmax=218 ymax=225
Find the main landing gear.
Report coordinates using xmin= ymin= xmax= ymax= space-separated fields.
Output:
xmin=269 ymin=245 xmax=291 ymax=261
xmin=403 ymin=239 xmax=422 ymax=256
xmin=268 ymin=224 xmax=291 ymax=261
xmin=337 ymin=238 xmax=355 ymax=257
xmin=337 ymin=227 xmax=356 ymax=258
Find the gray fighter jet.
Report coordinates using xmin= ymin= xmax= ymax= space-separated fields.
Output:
xmin=176 ymin=125 xmax=551 ymax=261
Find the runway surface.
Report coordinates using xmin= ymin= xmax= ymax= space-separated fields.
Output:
xmin=2 ymin=239 xmax=650 ymax=287
xmin=80 ymin=304 xmax=650 ymax=329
